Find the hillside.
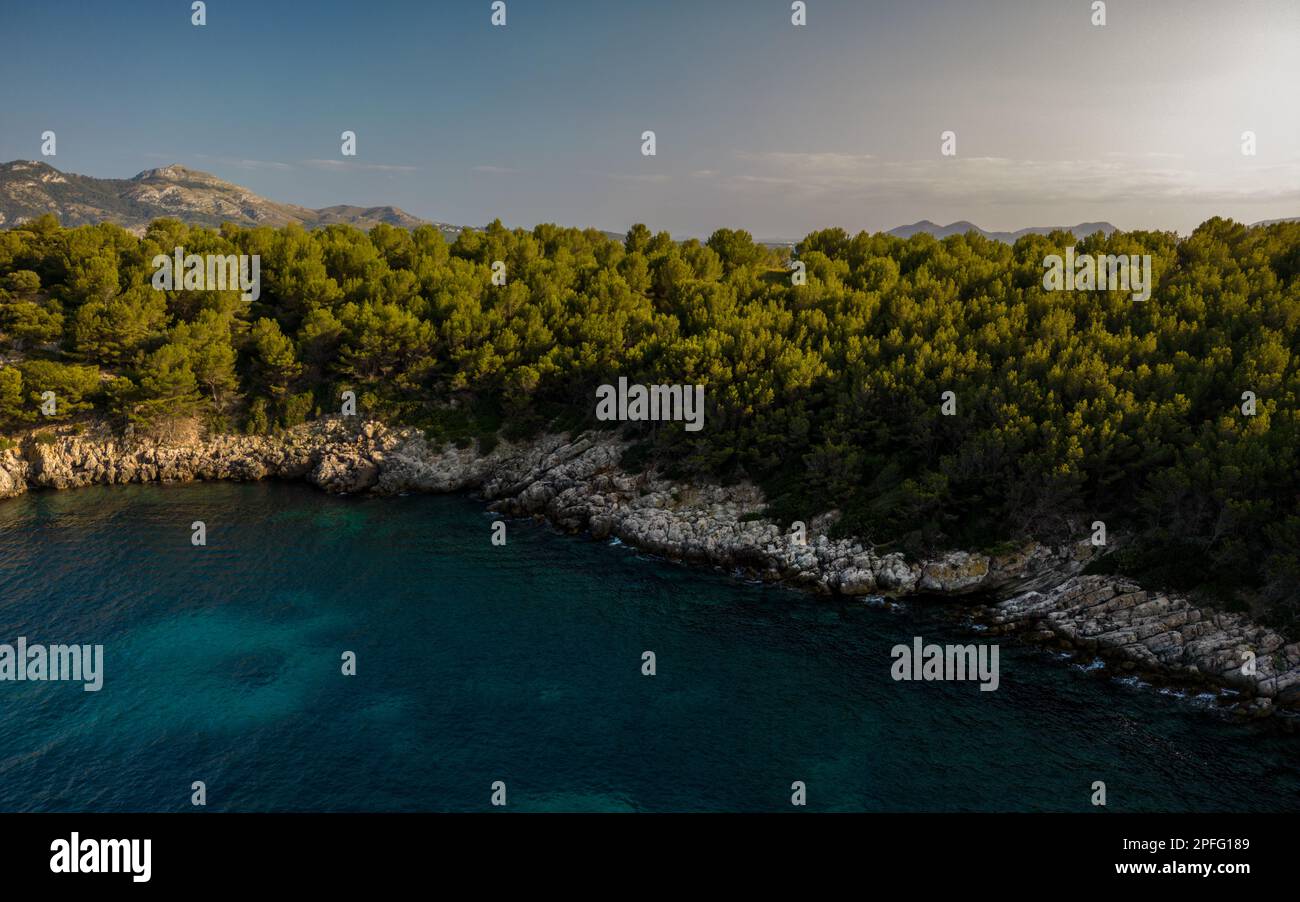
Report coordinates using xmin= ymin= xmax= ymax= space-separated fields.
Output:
xmin=0 ymin=160 xmax=453 ymax=234
xmin=3 ymin=216 xmax=1300 ymax=631
xmin=887 ymin=219 xmax=1118 ymax=243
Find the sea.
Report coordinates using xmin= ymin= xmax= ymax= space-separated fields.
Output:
xmin=0 ymin=481 xmax=1296 ymax=812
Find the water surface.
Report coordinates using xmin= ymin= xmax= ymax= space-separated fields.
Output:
xmin=0 ymin=482 xmax=1295 ymax=811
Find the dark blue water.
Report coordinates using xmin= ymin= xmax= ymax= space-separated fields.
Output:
xmin=0 ymin=482 xmax=1296 ymax=812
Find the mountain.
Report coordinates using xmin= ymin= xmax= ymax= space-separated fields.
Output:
xmin=887 ymin=219 xmax=1118 ymax=243
xmin=755 ymin=220 xmax=1120 ymax=248
xmin=0 ymin=160 xmax=455 ymax=234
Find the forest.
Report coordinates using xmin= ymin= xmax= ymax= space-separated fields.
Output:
xmin=2 ymin=212 xmax=1299 ymax=628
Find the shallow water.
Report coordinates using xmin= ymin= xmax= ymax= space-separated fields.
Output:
xmin=0 ymin=481 xmax=1295 ymax=812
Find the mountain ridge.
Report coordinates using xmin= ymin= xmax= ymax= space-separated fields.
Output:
xmin=886 ymin=219 xmax=1119 ymax=243
xmin=5 ymin=161 xmax=1294 ymax=242
xmin=0 ymin=160 xmax=451 ymax=234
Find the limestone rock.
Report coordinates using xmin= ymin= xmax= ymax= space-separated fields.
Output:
xmin=2 ymin=416 xmax=1295 ymax=711
xmin=919 ymin=551 xmax=990 ymax=594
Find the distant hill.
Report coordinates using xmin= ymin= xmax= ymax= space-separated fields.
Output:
xmin=887 ymin=220 xmax=1118 ymax=243
xmin=0 ymin=160 xmax=460 ymax=235
xmin=754 ymin=220 xmax=1120 ymax=248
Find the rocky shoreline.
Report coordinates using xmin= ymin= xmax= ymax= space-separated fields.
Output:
xmin=2 ymin=416 xmax=1298 ymax=715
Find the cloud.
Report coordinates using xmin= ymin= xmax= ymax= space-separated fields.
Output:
xmin=734 ymin=151 xmax=877 ymax=172
xmin=473 ymin=165 xmax=519 ymax=174
xmin=163 ymin=156 xmax=453 ymax=176
xmin=720 ymin=151 xmax=1300 ymax=206
xmin=608 ymin=173 xmax=672 ymax=184
xmin=302 ymin=159 xmax=420 ymax=173
xmin=1103 ymin=151 xmax=1187 ymax=161
xmin=192 ymin=154 xmax=294 ymax=171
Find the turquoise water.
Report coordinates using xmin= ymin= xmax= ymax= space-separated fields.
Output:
xmin=0 ymin=481 xmax=1295 ymax=812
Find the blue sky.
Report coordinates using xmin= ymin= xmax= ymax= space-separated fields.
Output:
xmin=2 ymin=0 xmax=1297 ymax=238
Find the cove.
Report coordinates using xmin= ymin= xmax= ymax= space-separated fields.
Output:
xmin=0 ymin=480 xmax=1296 ymax=812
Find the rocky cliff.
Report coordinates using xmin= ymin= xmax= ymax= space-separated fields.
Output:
xmin=2 ymin=417 xmax=1297 ymax=713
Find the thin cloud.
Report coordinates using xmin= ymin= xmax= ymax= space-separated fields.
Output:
xmin=1103 ymin=151 xmax=1187 ymax=161
xmin=608 ymin=173 xmax=672 ymax=184
xmin=191 ymin=154 xmax=295 ymax=171
xmin=721 ymin=152 xmax=1300 ymax=206
xmin=302 ymin=159 xmax=420 ymax=173
xmin=735 ymin=151 xmax=877 ymax=172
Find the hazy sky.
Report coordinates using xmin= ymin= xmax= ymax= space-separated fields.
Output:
xmin=2 ymin=0 xmax=1297 ymax=238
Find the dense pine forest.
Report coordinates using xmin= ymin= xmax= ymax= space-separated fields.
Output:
xmin=2 ymin=213 xmax=1299 ymax=627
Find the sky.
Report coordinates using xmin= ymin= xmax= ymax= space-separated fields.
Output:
xmin=1 ymin=0 xmax=1298 ymax=239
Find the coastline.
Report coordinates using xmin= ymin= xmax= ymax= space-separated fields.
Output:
xmin=3 ymin=416 xmax=1298 ymax=716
